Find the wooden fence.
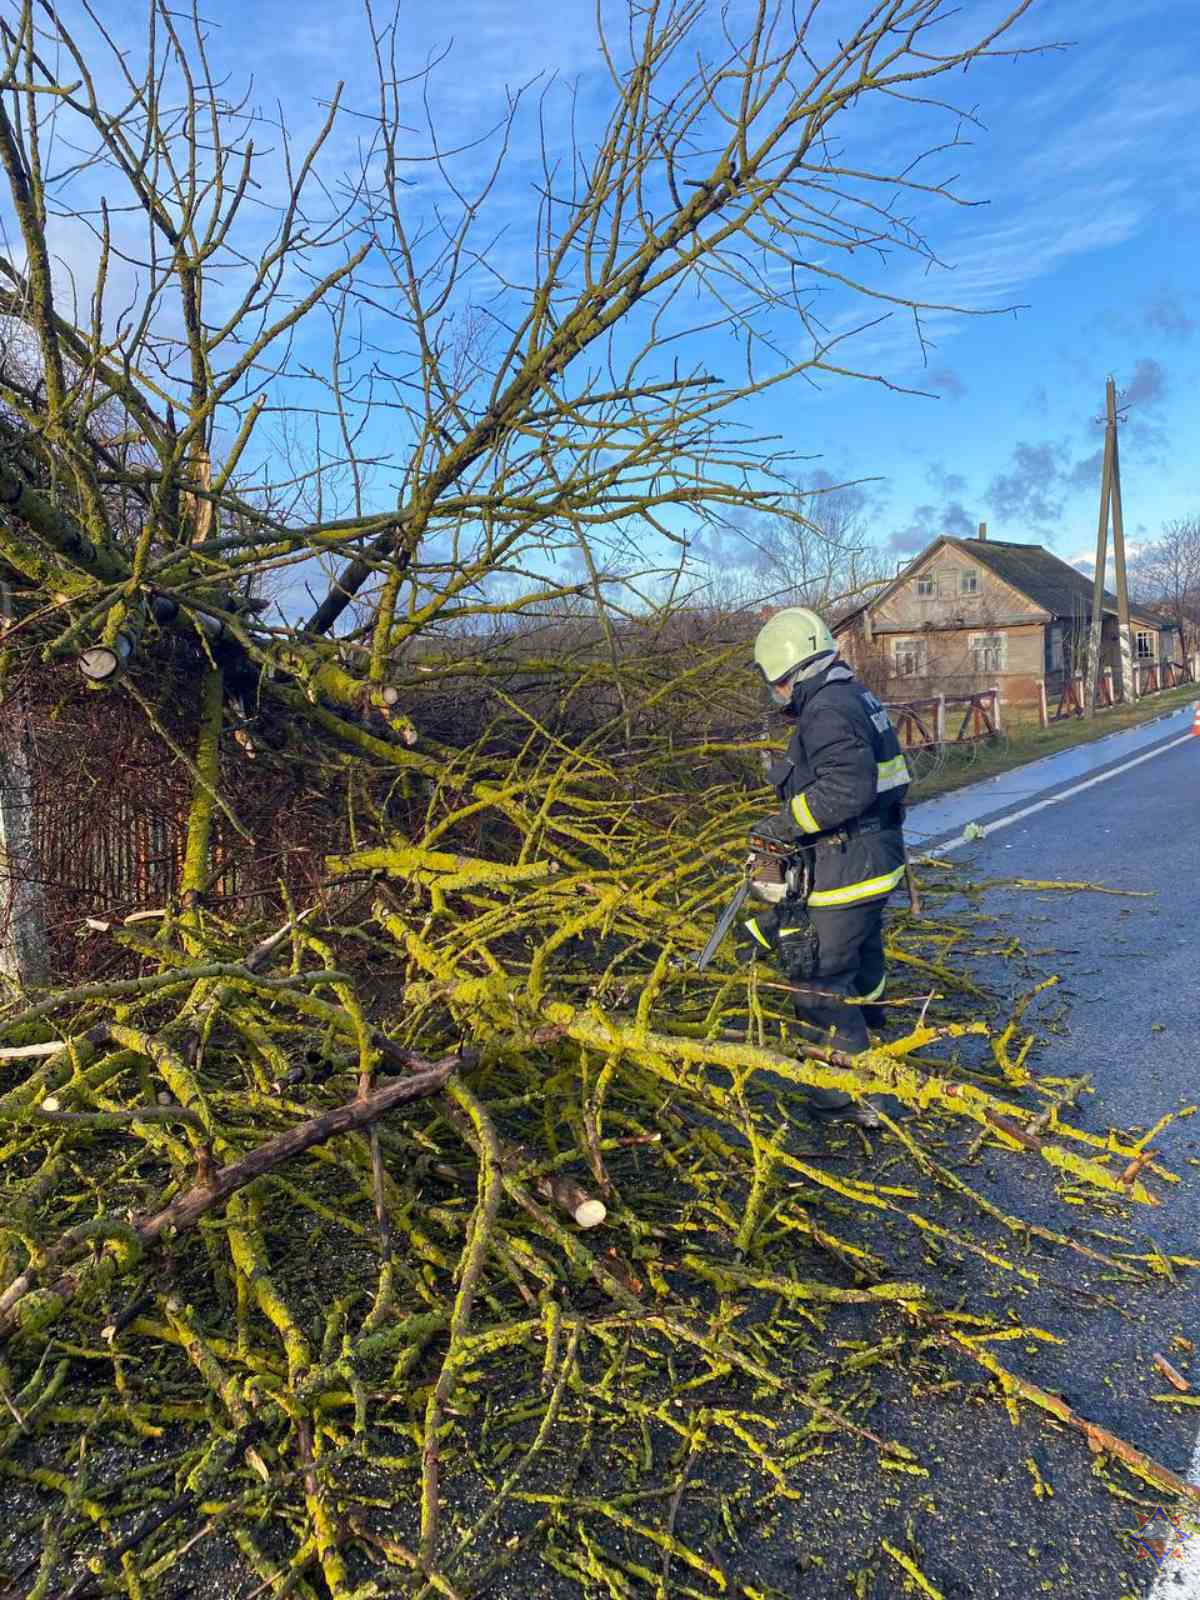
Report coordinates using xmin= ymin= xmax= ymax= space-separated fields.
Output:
xmin=881 ymin=689 xmax=1003 ymax=783
xmin=885 ymin=688 xmax=1001 ymax=752
xmin=1044 ymin=658 xmax=1193 ymax=724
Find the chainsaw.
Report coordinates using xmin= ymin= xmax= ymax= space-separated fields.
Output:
xmin=693 ymin=813 xmax=920 ymax=973
xmin=692 ymin=817 xmax=808 ymax=972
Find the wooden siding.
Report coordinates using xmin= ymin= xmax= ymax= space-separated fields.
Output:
xmin=836 ymin=541 xmax=1170 ymax=710
xmin=873 ymin=546 xmax=1047 ymax=632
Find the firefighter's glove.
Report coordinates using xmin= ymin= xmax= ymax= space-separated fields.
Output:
xmin=776 ymin=912 xmax=820 ymax=984
xmin=735 ymin=908 xmax=778 ymax=963
xmin=749 ymin=810 xmax=802 ymax=850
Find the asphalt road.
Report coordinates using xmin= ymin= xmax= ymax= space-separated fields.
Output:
xmin=643 ymin=720 xmax=1200 ymax=1600
xmin=898 ymin=723 xmax=1200 ymax=1597
xmin=920 ymin=724 xmax=1197 ymax=1238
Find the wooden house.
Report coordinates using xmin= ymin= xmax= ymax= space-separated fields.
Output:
xmin=834 ymin=531 xmax=1180 ymax=710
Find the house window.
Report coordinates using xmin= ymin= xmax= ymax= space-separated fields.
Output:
xmin=970 ymin=633 xmax=1005 ymax=674
xmin=916 ymin=573 xmax=936 ymax=597
xmin=1135 ymin=630 xmax=1154 ymax=659
xmin=960 ymin=569 xmax=979 ymax=595
xmin=892 ymin=638 xmax=927 ymax=677
xmin=1047 ymin=625 xmax=1064 ymax=672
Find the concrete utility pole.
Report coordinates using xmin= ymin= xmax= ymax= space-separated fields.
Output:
xmin=1107 ymin=385 xmax=1136 ymax=704
xmin=1083 ymin=378 xmax=1136 ymax=716
xmin=1083 ymin=390 xmax=1115 ymax=719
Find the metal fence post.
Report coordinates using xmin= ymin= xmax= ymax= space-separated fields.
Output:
xmin=934 ymin=693 xmax=946 ymax=746
xmin=990 ymin=685 xmax=1001 ymax=731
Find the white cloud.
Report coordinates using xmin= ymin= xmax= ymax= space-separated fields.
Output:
xmin=1065 ymin=544 xmax=1149 ymax=576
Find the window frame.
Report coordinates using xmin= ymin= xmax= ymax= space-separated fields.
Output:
xmin=959 ymin=568 xmax=980 ymax=596
xmin=1134 ymin=629 xmax=1155 ymax=659
xmin=892 ymin=636 xmax=927 ymax=678
xmin=1047 ymin=624 xmax=1064 ymax=672
xmin=915 ymin=572 xmax=936 ymax=598
xmin=968 ymin=631 xmax=1006 ymax=675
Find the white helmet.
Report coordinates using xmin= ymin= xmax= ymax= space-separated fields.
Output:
xmin=752 ymin=606 xmax=836 ymax=685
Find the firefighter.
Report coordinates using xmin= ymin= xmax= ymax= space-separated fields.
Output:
xmin=745 ymin=606 xmax=910 ymax=1126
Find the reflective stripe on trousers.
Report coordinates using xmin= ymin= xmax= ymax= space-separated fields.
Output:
xmin=807 ymin=862 xmax=905 ymax=908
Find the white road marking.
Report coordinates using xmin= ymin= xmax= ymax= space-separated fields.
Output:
xmin=921 ymin=732 xmax=1195 ymax=855
xmin=1149 ymin=1430 xmax=1200 ymax=1594
xmin=920 ymin=719 xmax=1200 ymax=1581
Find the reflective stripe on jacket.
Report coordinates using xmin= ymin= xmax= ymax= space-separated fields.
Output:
xmin=768 ymin=660 xmax=909 ymax=908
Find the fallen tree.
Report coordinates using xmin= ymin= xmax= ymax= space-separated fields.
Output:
xmin=3 ymin=3 xmax=1197 ymax=1597
xmin=1 ymin=749 xmax=1196 ymax=1598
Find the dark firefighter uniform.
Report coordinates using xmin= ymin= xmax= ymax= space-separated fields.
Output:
xmin=742 ymin=659 xmax=909 ymax=1106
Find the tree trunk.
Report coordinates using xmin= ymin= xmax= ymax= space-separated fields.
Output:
xmin=0 ymin=585 xmax=49 ymax=990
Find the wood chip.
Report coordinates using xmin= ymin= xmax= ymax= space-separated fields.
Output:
xmin=1154 ymin=1353 xmax=1191 ymax=1393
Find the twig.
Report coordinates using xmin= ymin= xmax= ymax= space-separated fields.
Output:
xmin=0 ymin=1054 xmax=469 ymax=1341
xmin=420 ymin=1078 xmax=504 ymax=1568
xmin=658 ymin=1447 xmax=698 ymax=1600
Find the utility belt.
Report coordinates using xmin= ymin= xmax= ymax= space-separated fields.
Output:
xmin=805 ymin=813 xmax=882 ymax=853
xmin=770 ymin=818 xmax=877 ymax=899
xmin=696 ymin=803 xmax=906 ymax=974
xmin=747 ymin=803 xmax=902 ymax=903
xmin=803 ymin=799 xmax=906 ymax=852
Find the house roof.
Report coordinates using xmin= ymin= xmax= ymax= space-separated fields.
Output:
xmin=837 ymin=535 xmax=1161 ymax=629
xmin=959 ymin=538 xmax=1161 ymax=624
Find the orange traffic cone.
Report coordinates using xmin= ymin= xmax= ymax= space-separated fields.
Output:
xmin=1193 ymin=702 xmax=1200 ymax=736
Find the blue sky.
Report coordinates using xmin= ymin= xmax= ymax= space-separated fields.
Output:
xmin=244 ymin=0 xmax=1200 ymax=572
xmin=9 ymin=0 xmax=1200 ymax=599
